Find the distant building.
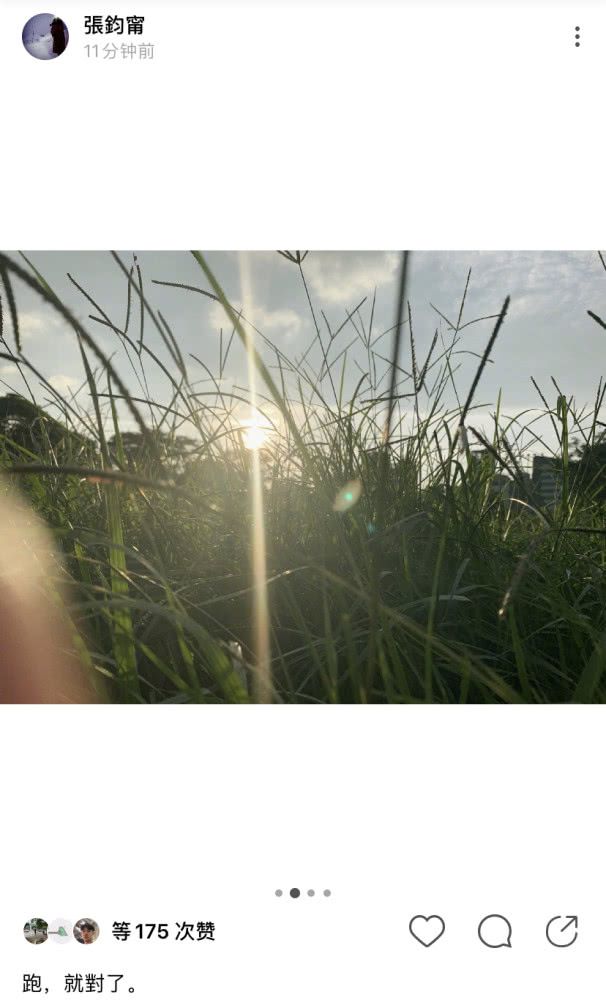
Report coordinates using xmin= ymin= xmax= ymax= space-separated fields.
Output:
xmin=532 ymin=456 xmax=559 ymax=506
xmin=531 ymin=455 xmax=580 ymax=507
xmin=491 ymin=473 xmax=510 ymax=494
xmin=470 ymin=449 xmax=538 ymax=504
xmin=470 ymin=449 xmax=514 ymax=498
xmin=470 ymin=450 xmax=581 ymax=508
xmin=514 ymin=471 xmax=533 ymax=501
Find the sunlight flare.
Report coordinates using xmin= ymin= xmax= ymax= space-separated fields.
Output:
xmin=333 ymin=478 xmax=362 ymax=512
xmin=240 ymin=412 xmax=271 ymax=451
xmin=238 ymin=253 xmax=272 ymax=703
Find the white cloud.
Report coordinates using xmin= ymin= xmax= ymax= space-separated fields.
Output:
xmin=208 ymin=300 xmax=303 ymax=342
xmin=303 ymin=251 xmax=400 ymax=305
xmin=10 ymin=310 xmax=67 ymax=344
xmin=48 ymin=374 xmax=82 ymax=395
xmin=423 ymin=250 xmax=602 ymax=322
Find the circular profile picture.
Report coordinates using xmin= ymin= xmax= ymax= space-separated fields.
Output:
xmin=73 ymin=918 xmax=99 ymax=944
xmin=48 ymin=918 xmax=73 ymax=943
xmin=23 ymin=917 xmax=48 ymax=944
xmin=22 ymin=13 xmax=69 ymax=60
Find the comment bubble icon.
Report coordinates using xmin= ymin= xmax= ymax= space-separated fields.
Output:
xmin=477 ymin=914 xmax=513 ymax=948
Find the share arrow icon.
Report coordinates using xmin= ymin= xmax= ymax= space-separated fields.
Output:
xmin=545 ymin=915 xmax=579 ymax=948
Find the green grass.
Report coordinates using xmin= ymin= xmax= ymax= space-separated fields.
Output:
xmin=1 ymin=249 xmax=606 ymax=703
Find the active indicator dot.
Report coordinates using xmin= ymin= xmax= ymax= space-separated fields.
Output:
xmin=290 ymin=888 xmax=301 ymax=898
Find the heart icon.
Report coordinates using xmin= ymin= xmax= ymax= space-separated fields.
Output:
xmin=409 ymin=914 xmax=446 ymax=947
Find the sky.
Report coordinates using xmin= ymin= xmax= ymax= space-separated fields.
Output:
xmin=1 ymin=251 xmax=605 ymax=456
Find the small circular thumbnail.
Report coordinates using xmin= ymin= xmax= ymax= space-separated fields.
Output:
xmin=73 ymin=918 xmax=100 ymax=944
xmin=48 ymin=918 xmax=73 ymax=943
xmin=23 ymin=918 xmax=48 ymax=944
xmin=22 ymin=13 xmax=69 ymax=60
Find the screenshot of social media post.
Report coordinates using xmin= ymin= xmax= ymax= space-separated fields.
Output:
xmin=2 ymin=2 xmax=606 ymax=999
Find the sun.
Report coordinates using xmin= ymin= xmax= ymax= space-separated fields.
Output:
xmin=240 ymin=414 xmax=271 ymax=450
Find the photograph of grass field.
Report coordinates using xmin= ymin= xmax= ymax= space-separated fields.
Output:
xmin=1 ymin=250 xmax=605 ymax=704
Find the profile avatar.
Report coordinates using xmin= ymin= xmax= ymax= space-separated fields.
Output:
xmin=73 ymin=918 xmax=100 ymax=944
xmin=23 ymin=918 xmax=48 ymax=944
xmin=48 ymin=918 xmax=73 ymax=943
xmin=22 ymin=13 xmax=69 ymax=60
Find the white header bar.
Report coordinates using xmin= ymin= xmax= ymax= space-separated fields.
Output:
xmin=4 ymin=5 xmax=604 ymax=247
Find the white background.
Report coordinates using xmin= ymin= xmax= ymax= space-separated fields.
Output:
xmin=3 ymin=4 xmax=606 ymax=999
xmin=2 ymin=3 xmax=605 ymax=247
xmin=2 ymin=708 xmax=603 ymax=998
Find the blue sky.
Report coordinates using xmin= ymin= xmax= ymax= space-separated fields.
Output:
xmin=2 ymin=251 xmax=605 ymax=454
